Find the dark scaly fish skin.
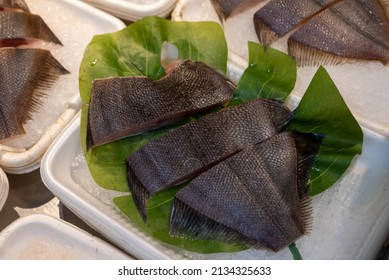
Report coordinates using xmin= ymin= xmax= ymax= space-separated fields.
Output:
xmin=253 ymin=0 xmax=339 ymax=46
xmin=169 ymin=132 xmax=320 ymax=252
xmin=126 ymin=98 xmax=292 ymax=221
xmin=253 ymin=0 xmax=389 ymax=65
xmin=0 ymin=48 xmax=69 ymax=140
xmin=0 ymin=0 xmax=30 ymax=12
xmin=210 ymin=0 xmax=255 ymax=21
xmin=0 ymin=11 xmax=62 ymax=46
xmin=288 ymin=0 xmax=389 ymax=65
xmin=87 ymin=60 xmax=235 ymax=150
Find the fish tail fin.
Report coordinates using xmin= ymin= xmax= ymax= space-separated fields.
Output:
xmin=293 ymin=132 xmax=322 ymax=234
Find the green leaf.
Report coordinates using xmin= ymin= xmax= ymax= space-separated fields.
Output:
xmin=114 ymin=192 xmax=247 ymax=254
xmin=234 ymin=41 xmax=296 ymax=102
xmin=286 ymin=66 xmax=363 ymax=195
xmin=79 ymin=17 xmax=228 ymax=191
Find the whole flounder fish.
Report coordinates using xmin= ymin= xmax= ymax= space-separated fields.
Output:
xmin=170 ymin=131 xmax=321 ymax=252
xmin=126 ymin=98 xmax=292 ymax=221
xmin=86 ymin=60 xmax=235 ymax=150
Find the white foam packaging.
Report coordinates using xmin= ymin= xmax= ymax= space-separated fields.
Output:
xmin=81 ymin=0 xmax=177 ymax=21
xmin=0 ymin=168 xmax=9 ymax=213
xmin=0 ymin=214 xmax=132 ymax=259
xmin=0 ymin=0 xmax=126 ymax=174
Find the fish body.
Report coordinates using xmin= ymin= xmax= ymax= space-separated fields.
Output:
xmin=170 ymin=131 xmax=320 ymax=252
xmin=289 ymin=0 xmax=389 ymax=65
xmin=210 ymin=0 xmax=254 ymax=20
xmin=126 ymin=98 xmax=292 ymax=221
xmin=253 ymin=0 xmax=389 ymax=65
xmin=0 ymin=48 xmax=69 ymax=140
xmin=87 ymin=60 xmax=235 ymax=150
xmin=253 ymin=0 xmax=337 ymax=46
xmin=0 ymin=11 xmax=62 ymax=46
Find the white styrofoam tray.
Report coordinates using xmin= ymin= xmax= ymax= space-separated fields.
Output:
xmin=0 ymin=168 xmax=8 ymax=212
xmin=82 ymin=0 xmax=177 ymax=21
xmin=0 ymin=0 xmax=126 ymax=174
xmin=0 ymin=214 xmax=131 ymax=259
xmin=41 ymin=59 xmax=389 ymax=259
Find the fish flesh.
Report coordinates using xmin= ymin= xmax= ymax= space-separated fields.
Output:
xmin=289 ymin=0 xmax=389 ymax=65
xmin=0 ymin=0 xmax=30 ymax=12
xmin=253 ymin=0 xmax=389 ymax=65
xmin=0 ymin=48 xmax=69 ymax=140
xmin=126 ymin=98 xmax=292 ymax=221
xmin=170 ymin=131 xmax=320 ymax=252
xmin=210 ymin=0 xmax=256 ymax=21
xmin=87 ymin=60 xmax=235 ymax=150
xmin=0 ymin=11 xmax=62 ymax=46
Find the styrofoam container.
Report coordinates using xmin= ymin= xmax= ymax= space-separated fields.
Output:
xmin=0 ymin=0 xmax=126 ymax=174
xmin=82 ymin=0 xmax=177 ymax=21
xmin=0 ymin=168 xmax=9 ymax=212
xmin=0 ymin=214 xmax=132 ymax=259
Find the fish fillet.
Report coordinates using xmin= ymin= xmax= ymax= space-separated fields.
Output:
xmin=289 ymin=0 xmax=389 ymax=65
xmin=0 ymin=48 xmax=69 ymax=140
xmin=170 ymin=131 xmax=320 ymax=252
xmin=87 ymin=60 xmax=235 ymax=150
xmin=126 ymin=98 xmax=292 ymax=221
xmin=0 ymin=11 xmax=62 ymax=46
xmin=253 ymin=0 xmax=339 ymax=46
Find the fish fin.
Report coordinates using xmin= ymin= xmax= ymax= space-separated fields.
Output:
xmin=170 ymin=197 xmax=251 ymax=245
xmin=378 ymin=0 xmax=389 ymax=20
xmin=293 ymin=132 xmax=321 ymax=233
xmin=288 ymin=40 xmax=362 ymax=66
xmin=23 ymin=51 xmax=69 ymax=122
xmin=29 ymin=13 xmax=63 ymax=46
xmin=34 ymin=14 xmax=63 ymax=46
xmin=126 ymin=161 xmax=152 ymax=222
xmin=253 ymin=17 xmax=281 ymax=46
xmin=86 ymin=109 xmax=94 ymax=152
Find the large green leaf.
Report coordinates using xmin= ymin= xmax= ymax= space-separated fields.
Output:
xmin=286 ymin=66 xmax=363 ymax=195
xmin=79 ymin=18 xmax=363 ymax=255
xmin=234 ymin=41 xmax=296 ymax=102
xmin=79 ymin=17 xmax=228 ymax=191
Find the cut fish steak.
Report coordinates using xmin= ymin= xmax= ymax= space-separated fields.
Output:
xmin=126 ymin=98 xmax=292 ymax=221
xmin=87 ymin=60 xmax=235 ymax=150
